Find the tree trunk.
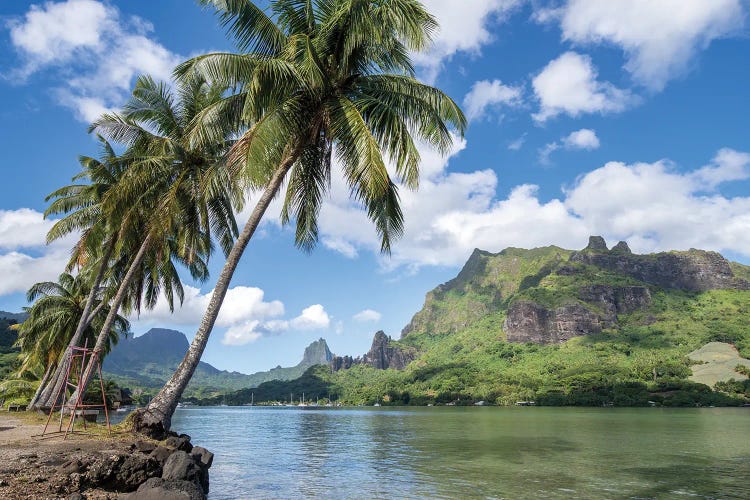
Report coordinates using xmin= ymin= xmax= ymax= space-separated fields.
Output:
xmin=134 ymin=155 xmax=297 ymax=438
xmin=28 ymin=363 xmax=54 ymax=410
xmin=67 ymin=235 xmax=152 ymax=407
xmin=31 ymin=240 xmax=115 ymax=409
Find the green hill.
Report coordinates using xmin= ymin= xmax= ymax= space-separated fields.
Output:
xmin=212 ymin=237 xmax=750 ymax=407
xmin=103 ymin=328 xmax=333 ymax=397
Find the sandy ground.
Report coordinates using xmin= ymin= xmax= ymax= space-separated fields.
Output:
xmin=0 ymin=413 xmax=133 ymax=499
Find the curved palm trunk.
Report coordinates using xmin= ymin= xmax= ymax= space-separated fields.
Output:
xmin=32 ymin=240 xmax=116 ymax=409
xmin=66 ymin=235 xmax=152 ymax=407
xmin=135 ymin=157 xmax=297 ymax=438
xmin=29 ymin=363 xmax=54 ymax=409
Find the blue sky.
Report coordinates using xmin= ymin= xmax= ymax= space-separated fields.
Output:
xmin=1 ymin=0 xmax=749 ymax=373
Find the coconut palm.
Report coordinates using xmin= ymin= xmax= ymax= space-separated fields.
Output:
xmin=134 ymin=0 xmax=465 ymax=437
xmin=30 ymin=140 xmax=131 ymax=409
xmin=13 ymin=272 xmax=128 ymax=406
xmin=68 ymin=75 xmax=242 ymax=403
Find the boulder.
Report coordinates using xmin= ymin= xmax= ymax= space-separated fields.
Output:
xmin=125 ymin=477 xmax=204 ymax=500
xmin=190 ymin=447 xmax=214 ymax=469
xmin=149 ymin=446 xmax=173 ymax=465
xmin=165 ymin=435 xmax=193 ymax=453
xmin=83 ymin=452 xmax=161 ymax=492
xmin=162 ymin=450 xmax=208 ymax=493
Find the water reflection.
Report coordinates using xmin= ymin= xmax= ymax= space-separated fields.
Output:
xmin=170 ymin=407 xmax=750 ymax=500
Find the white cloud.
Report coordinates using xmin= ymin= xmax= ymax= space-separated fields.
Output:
xmin=6 ymin=0 xmax=181 ymax=122
xmin=691 ymin=148 xmax=750 ymax=190
xmin=463 ymin=79 xmax=523 ymax=121
xmin=532 ymin=51 xmax=635 ymax=122
xmin=563 ymin=149 xmax=750 ymax=253
xmin=309 ymin=140 xmax=750 ymax=269
xmin=540 ymin=128 xmax=600 ymax=164
xmin=414 ymin=0 xmax=523 ymax=82
xmin=290 ymin=304 xmax=331 ymax=330
xmin=538 ymin=0 xmax=746 ymax=91
xmin=8 ymin=0 xmax=112 ymax=71
xmin=0 ymin=209 xmax=55 ymax=249
xmin=507 ymin=134 xmax=526 ymax=151
xmin=0 ymin=209 xmax=75 ymax=296
xmin=353 ymin=309 xmax=382 ymax=322
xmin=0 ymin=248 xmax=72 ymax=296
xmin=562 ymin=129 xmax=600 ymax=150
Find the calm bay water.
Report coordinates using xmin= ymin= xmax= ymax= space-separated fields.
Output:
xmin=170 ymin=407 xmax=750 ymax=499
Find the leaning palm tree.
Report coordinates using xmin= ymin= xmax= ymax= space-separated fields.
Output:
xmin=15 ymin=272 xmax=128 ymax=406
xmin=30 ymin=140 xmax=131 ymax=409
xmin=68 ymin=75 xmax=242 ymax=403
xmin=134 ymin=0 xmax=465 ymax=437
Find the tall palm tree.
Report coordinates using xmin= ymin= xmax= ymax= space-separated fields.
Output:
xmin=31 ymin=140 xmax=130 ymax=409
xmin=135 ymin=0 xmax=465 ymax=437
xmin=14 ymin=273 xmax=128 ymax=406
xmin=69 ymin=75 xmax=242 ymax=403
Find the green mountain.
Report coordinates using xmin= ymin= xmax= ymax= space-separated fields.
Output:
xmin=0 ymin=311 xmax=25 ymax=380
xmin=215 ymin=237 xmax=750 ymax=407
xmin=102 ymin=328 xmax=333 ymax=396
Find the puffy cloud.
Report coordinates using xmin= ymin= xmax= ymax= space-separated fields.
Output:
xmin=310 ymin=141 xmax=750 ymax=269
xmin=353 ymin=309 xmax=382 ymax=322
xmin=463 ymin=79 xmax=523 ymax=121
xmin=0 ymin=209 xmax=55 ymax=249
xmin=290 ymin=304 xmax=331 ymax=330
xmin=540 ymin=128 xmax=600 ymax=164
xmin=532 ymin=52 xmax=635 ymax=122
xmin=563 ymin=129 xmax=600 ymax=150
xmin=130 ymin=284 xmax=333 ymax=345
xmin=0 ymin=248 xmax=72 ymax=296
xmin=414 ymin=0 xmax=523 ymax=81
xmin=537 ymin=0 xmax=746 ymax=91
xmin=8 ymin=0 xmax=111 ymax=70
xmin=0 ymin=209 xmax=76 ymax=296
xmin=6 ymin=0 xmax=181 ymax=122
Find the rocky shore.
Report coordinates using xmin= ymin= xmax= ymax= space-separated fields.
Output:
xmin=0 ymin=414 xmax=212 ymax=499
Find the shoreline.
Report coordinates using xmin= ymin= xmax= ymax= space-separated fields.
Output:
xmin=0 ymin=413 xmax=212 ymax=499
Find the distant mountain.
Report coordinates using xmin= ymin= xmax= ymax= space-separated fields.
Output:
xmin=216 ymin=236 xmax=750 ymax=407
xmin=0 ymin=311 xmax=26 ymax=354
xmin=102 ymin=328 xmax=334 ymax=395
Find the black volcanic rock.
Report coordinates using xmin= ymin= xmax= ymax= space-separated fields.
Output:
xmin=332 ymin=331 xmax=415 ymax=371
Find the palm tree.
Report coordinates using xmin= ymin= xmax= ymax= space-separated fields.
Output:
xmin=14 ymin=273 xmax=128 ymax=407
xmin=31 ymin=140 xmax=130 ymax=409
xmin=134 ymin=0 xmax=465 ymax=437
xmin=69 ymin=75 xmax=242 ymax=403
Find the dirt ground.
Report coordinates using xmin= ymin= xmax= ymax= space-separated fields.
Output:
xmin=0 ymin=413 xmax=136 ymax=499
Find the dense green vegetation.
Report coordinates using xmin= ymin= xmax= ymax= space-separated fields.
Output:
xmin=202 ymin=246 xmax=750 ymax=408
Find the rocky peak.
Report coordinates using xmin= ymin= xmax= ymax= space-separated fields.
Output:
xmin=585 ymin=236 xmax=608 ymax=252
xmin=611 ymin=241 xmax=632 ymax=254
xmin=301 ymin=338 xmax=333 ymax=366
xmin=330 ymin=331 xmax=416 ymax=372
xmin=571 ymin=242 xmax=750 ymax=292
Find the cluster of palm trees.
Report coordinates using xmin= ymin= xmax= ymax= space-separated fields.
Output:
xmin=13 ymin=0 xmax=465 ymax=438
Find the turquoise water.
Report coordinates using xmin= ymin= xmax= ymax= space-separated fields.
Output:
xmin=170 ymin=407 xmax=750 ymax=499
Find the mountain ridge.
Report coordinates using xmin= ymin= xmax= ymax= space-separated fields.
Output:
xmin=103 ymin=328 xmax=334 ymax=396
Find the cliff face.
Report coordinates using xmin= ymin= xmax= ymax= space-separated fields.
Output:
xmin=331 ymin=331 xmax=416 ymax=371
xmin=401 ymin=246 xmax=570 ymax=338
xmin=504 ymin=285 xmax=653 ymax=344
xmin=301 ymin=338 xmax=334 ymax=366
xmin=400 ymin=236 xmax=750 ymax=348
xmin=570 ymin=237 xmax=750 ymax=292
